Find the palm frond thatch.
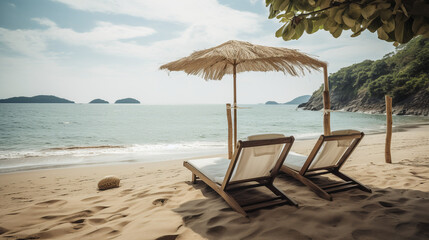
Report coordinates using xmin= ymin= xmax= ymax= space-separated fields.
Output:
xmin=160 ymin=40 xmax=326 ymax=80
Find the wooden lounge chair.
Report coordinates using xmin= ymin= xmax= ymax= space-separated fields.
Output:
xmin=281 ymin=130 xmax=372 ymax=201
xmin=184 ymin=134 xmax=297 ymax=216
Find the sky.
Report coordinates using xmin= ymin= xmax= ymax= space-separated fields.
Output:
xmin=0 ymin=0 xmax=396 ymax=104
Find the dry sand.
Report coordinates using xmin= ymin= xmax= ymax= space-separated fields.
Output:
xmin=1 ymin=125 xmax=428 ymax=240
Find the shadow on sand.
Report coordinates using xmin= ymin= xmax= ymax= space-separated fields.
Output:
xmin=173 ymin=173 xmax=429 ymax=240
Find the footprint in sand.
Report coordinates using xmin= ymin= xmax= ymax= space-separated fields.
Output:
xmin=88 ymin=218 xmax=107 ymax=225
xmin=155 ymin=234 xmax=179 ymax=240
xmin=384 ymin=208 xmax=407 ymax=215
xmin=352 ymin=229 xmax=395 ymax=240
xmin=120 ymin=189 xmax=133 ymax=196
xmin=85 ymin=227 xmax=119 ymax=237
xmin=107 ymin=214 xmax=128 ymax=221
xmin=152 ymin=198 xmax=168 ymax=206
xmin=90 ymin=206 xmax=109 ymax=212
xmin=207 ymin=215 xmax=222 ymax=226
xmin=206 ymin=226 xmax=226 ymax=237
xmin=41 ymin=215 xmax=65 ymax=220
xmin=81 ymin=196 xmax=102 ymax=202
xmin=109 ymin=207 xmax=129 ymax=214
xmin=71 ymin=219 xmax=85 ymax=224
xmin=35 ymin=199 xmax=67 ymax=207
xmin=378 ymin=201 xmax=394 ymax=208
xmin=349 ymin=194 xmax=368 ymax=201
xmin=182 ymin=213 xmax=203 ymax=223
xmin=0 ymin=226 xmax=9 ymax=234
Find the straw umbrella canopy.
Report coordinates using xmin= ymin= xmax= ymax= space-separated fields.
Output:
xmin=160 ymin=40 xmax=327 ymax=148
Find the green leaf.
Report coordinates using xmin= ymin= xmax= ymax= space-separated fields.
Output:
xmin=362 ymin=4 xmax=377 ymax=19
xmin=378 ymin=3 xmax=391 ymax=10
xmin=272 ymin=0 xmax=286 ymax=10
xmin=268 ymin=5 xmax=279 ymax=19
xmin=368 ymin=18 xmax=383 ymax=33
xmin=334 ymin=7 xmax=346 ymax=24
xmin=351 ymin=27 xmax=365 ymax=37
xmin=382 ymin=18 xmax=395 ymax=33
xmin=380 ymin=10 xmax=393 ymax=22
xmin=412 ymin=16 xmax=425 ymax=34
xmin=292 ymin=22 xmax=305 ymax=39
xmin=329 ymin=6 xmax=340 ymax=18
xmin=320 ymin=0 xmax=331 ymax=9
xmin=275 ymin=25 xmax=285 ymax=37
xmin=305 ymin=19 xmax=314 ymax=34
xmin=348 ymin=3 xmax=362 ymax=19
xmin=395 ymin=15 xmax=405 ymax=43
xmin=402 ymin=19 xmax=415 ymax=43
xmin=377 ymin=27 xmax=389 ymax=40
xmin=393 ymin=0 xmax=402 ymax=13
xmin=342 ymin=14 xmax=355 ymax=28
xmin=282 ymin=24 xmax=295 ymax=40
xmin=332 ymin=27 xmax=343 ymax=38
xmin=278 ymin=0 xmax=290 ymax=11
xmin=284 ymin=11 xmax=295 ymax=19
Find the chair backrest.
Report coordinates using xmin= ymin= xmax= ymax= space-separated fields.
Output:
xmin=226 ymin=134 xmax=293 ymax=184
xmin=308 ymin=130 xmax=363 ymax=171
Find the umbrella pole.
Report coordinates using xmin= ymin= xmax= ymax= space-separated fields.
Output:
xmin=233 ymin=63 xmax=237 ymax=150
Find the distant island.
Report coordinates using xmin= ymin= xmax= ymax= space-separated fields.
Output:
xmin=284 ymin=95 xmax=311 ymax=105
xmin=0 ymin=95 xmax=74 ymax=103
xmin=115 ymin=98 xmax=140 ymax=104
xmin=265 ymin=95 xmax=311 ymax=105
xmin=301 ymin=37 xmax=429 ymax=116
xmin=89 ymin=99 xmax=109 ymax=104
xmin=265 ymin=101 xmax=279 ymax=105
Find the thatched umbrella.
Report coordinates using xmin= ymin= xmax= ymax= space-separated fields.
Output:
xmin=160 ymin=40 xmax=330 ymax=154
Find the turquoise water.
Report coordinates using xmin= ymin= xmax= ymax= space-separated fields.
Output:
xmin=0 ymin=103 xmax=428 ymax=173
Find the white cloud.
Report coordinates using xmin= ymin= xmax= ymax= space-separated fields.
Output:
xmin=249 ymin=0 xmax=261 ymax=5
xmin=0 ymin=19 xmax=156 ymax=59
xmin=0 ymin=28 xmax=47 ymax=58
xmin=47 ymin=0 xmax=264 ymax=60
xmin=52 ymin=0 xmax=262 ymax=35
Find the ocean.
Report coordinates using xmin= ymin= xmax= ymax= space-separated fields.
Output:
xmin=1 ymin=103 xmax=428 ymax=173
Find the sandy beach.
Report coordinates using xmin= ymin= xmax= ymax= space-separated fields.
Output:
xmin=1 ymin=125 xmax=428 ymax=240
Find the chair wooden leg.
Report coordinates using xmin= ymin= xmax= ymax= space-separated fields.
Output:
xmin=219 ymin=191 xmax=247 ymax=216
xmin=299 ymin=175 xmax=332 ymax=201
xmin=266 ymin=184 xmax=298 ymax=207
xmin=333 ymin=171 xmax=372 ymax=193
xmin=191 ymin=173 xmax=197 ymax=184
xmin=281 ymin=166 xmax=332 ymax=201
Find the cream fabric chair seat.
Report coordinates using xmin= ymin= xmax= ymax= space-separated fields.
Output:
xmin=186 ymin=157 xmax=229 ymax=184
xmin=283 ymin=152 xmax=308 ymax=171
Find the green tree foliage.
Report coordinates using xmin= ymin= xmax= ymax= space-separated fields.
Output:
xmin=266 ymin=0 xmax=429 ymax=45
xmin=322 ymin=37 xmax=429 ymax=103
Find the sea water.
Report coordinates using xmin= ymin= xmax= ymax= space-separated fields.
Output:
xmin=0 ymin=103 xmax=428 ymax=173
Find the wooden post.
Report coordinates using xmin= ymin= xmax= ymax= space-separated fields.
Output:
xmin=233 ymin=62 xmax=237 ymax=150
xmin=322 ymin=65 xmax=331 ymax=136
xmin=385 ymin=95 xmax=392 ymax=163
xmin=226 ymin=103 xmax=233 ymax=159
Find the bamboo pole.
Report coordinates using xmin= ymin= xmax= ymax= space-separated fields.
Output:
xmin=233 ymin=62 xmax=237 ymax=150
xmin=385 ymin=95 xmax=392 ymax=163
xmin=322 ymin=64 xmax=331 ymax=136
xmin=226 ymin=103 xmax=233 ymax=159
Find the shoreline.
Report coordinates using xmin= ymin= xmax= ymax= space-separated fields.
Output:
xmin=2 ymin=121 xmax=429 ymax=175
